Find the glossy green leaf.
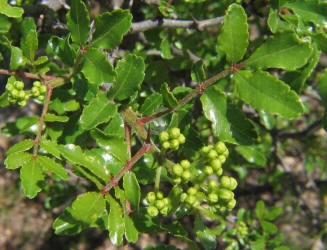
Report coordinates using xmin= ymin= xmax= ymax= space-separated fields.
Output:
xmin=264 ymin=206 xmax=282 ymax=221
xmin=80 ymin=92 xmax=117 ymax=130
xmin=92 ymin=9 xmax=132 ymax=50
xmin=256 ymin=200 xmax=265 ymax=220
xmin=283 ymin=0 xmax=327 ymax=27
xmin=66 ymin=0 xmax=90 ymax=45
xmin=6 ymin=139 xmax=34 ymax=154
xmin=107 ymin=195 xmax=124 ymax=246
xmin=318 ymin=68 xmax=327 ymax=130
xmin=194 ymin=213 xmax=217 ymax=250
xmin=161 ymin=82 xmax=178 ymax=108
xmin=81 ymin=48 xmax=116 ymax=85
xmin=37 ymin=155 xmax=69 ymax=180
xmin=312 ymin=32 xmax=327 ymax=54
xmin=261 ymin=220 xmax=278 ymax=234
xmin=124 ymin=215 xmax=138 ymax=243
xmin=103 ymin=112 xmax=125 ymax=137
xmin=245 ymin=31 xmax=312 ymax=70
xmin=109 ymin=54 xmax=145 ymax=101
xmin=123 ymin=172 xmax=141 ymax=211
xmin=59 ymin=144 xmax=108 ymax=182
xmin=234 ymin=70 xmax=303 ymax=119
xmin=45 ymin=113 xmax=69 ymax=122
xmin=0 ymin=91 xmax=9 ymax=107
xmin=90 ymin=130 xmax=129 ymax=164
xmin=218 ymin=4 xmax=249 ymax=63
xmin=267 ymin=8 xmax=292 ymax=33
xmin=259 ymin=110 xmax=276 ymax=130
xmin=235 ymin=145 xmax=267 ymax=166
xmin=191 ymin=60 xmax=206 ymax=82
xmin=0 ymin=0 xmax=24 ymax=18
xmin=5 ymin=152 xmax=33 ymax=169
xmin=160 ymin=36 xmax=172 ymax=59
xmin=200 ymin=86 xmax=257 ymax=145
xmin=33 ymin=56 xmax=48 ymax=66
xmin=140 ymin=93 xmax=163 ymax=116
xmin=20 ymin=159 xmax=44 ymax=198
xmin=40 ymin=139 xmax=61 ymax=159
xmin=53 ymin=208 xmax=83 ymax=235
xmin=20 ymin=18 xmax=38 ymax=61
xmin=10 ymin=46 xmax=25 ymax=70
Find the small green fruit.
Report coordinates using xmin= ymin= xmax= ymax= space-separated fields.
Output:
xmin=147 ymin=206 xmax=159 ymax=217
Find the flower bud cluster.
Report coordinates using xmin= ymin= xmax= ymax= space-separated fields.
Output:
xmin=172 ymin=160 xmax=192 ymax=184
xmin=31 ymin=81 xmax=47 ymax=102
xmin=6 ymin=81 xmax=29 ymax=107
xmin=145 ymin=191 xmax=170 ymax=217
xmin=159 ymin=127 xmax=185 ymax=150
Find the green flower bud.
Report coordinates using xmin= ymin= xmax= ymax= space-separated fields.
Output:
xmin=162 ymin=141 xmax=170 ymax=149
xmin=208 ymin=193 xmax=219 ymax=203
xmin=147 ymin=206 xmax=159 ymax=217
xmin=40 ymin=85 xmax=47 ymax=93
xmin=162 ymin=197 xmax=170 ymax=206
xmin=216 ymin=167 xmax=223 ymax=176
xmin=18 ymin=100 xmax=26 ymax=107
xmin=180 ymin=193 xmax=187 ymax=202
xmin=221 ymin=176 xmax=238 ymax=190
xmin=146 ymin=192 xmax=156 ymax=204
xmin=208 ymin=149 xmax=218 ymax=159
xmin=178 ymin=134 xmax=185 ymax=144
xmin=173 ymin=164 xmax=183 ymax=176
xmin=204 ymin=166 xmax=213 ymax=176
xmin=37 ymin=95 xmax=45 ymax=101
xmin=186 ymin=195 xmax=196 ymax=205
xmin=180 ymin=159 xmax=190 ymax=169
xmin=219 ymin=188 xmax=234 ymax=201
xmin=6 ymin=83 xmax=13 ymax=91
xmin=218 ymin=155 xmax=226 ymax=163
xmin=201 ymin=146 xmax=211 ymax=154
xmin=182 ymin=170 xmax=192 ymax=182
xmin=223 ymin=149 xmax=229 ymax=157
xmin=156 ymin=191 xmax=164 ymax=200
xmin=170 ymin=139 xmax=179 ymax=150
xmin=215 ymin=142 xmax=227 ymax=154
xmin=160 ymin=206 xmax=169 ymax=216
xmin=14 ymin=81 xmax=24 ymax=90
xmin=208 ymin=180 xmax=218 ymax=192
xmin=159 ymin=131 xmax=170 ymax=142
xmin=169 ymin=127 xmax=180 ymax=139
xmin=18 ymin=90 xmax=26 ymax=99
xmin=32 ymin=87 xmax=40 ymax=97
xmin=173 ymin=177 xmax=181 ymax=184
xmin=193 ymin=200 xmax=200 ymax=208
xmin=11 ymin=89 xmax=19 ymax=98
xmin=33 ymin=81 xmax=41 ymax=87
xmin=226 ymin=198 xmax=236 ymax=209
xmin=156 ymin=200 xmax=165 ymax=209
xmin=187 ymin=187 xmax=197 ymax=195
xmin=210 ymin=159 xmax=222 ymax=171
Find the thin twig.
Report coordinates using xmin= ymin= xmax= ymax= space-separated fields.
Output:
xmin=124 ymin=122 xmax=132 ymax=159
xmin=0 ymin=69 xmax=57 ymax=81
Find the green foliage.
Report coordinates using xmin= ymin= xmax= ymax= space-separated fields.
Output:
xmin=1 ymin=0 xmax=327 ymax=248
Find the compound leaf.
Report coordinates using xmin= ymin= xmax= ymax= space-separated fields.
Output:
xmin=218 ymin=4 xmax=249 ymax=63
xmin=234 ymin=70 xmax=303 ymax=119
xmin=245 ymin=31 xmax=312 ymax=70
xmin=80 ymin=92 xmax=117 ymax=130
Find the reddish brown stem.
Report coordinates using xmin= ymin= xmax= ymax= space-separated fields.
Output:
xmin=124 ymin=122 xmax=131 ymax=159
xmin=101 ymin=141 xmax=152 ymax=194
xmin=33 ymin=84 xmax=53 ymax=158
xmin=0 ymin=69 xmax=57 ymax=81
xmin=164 ymin=0 xmax=174 ymax=13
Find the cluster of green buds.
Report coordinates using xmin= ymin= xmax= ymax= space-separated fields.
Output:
xmin=5 ymin=81 xmax=29 ymax=107
xmin=31 ymin=81 xmax=47 ymax=102
xmin=201 ymin=141 xmax=229 ymax=177
xmin=180 ymin=186 xmax=202 ymax=209
xmin=172 ymin=160 xmax=192 ymax=184
xmin=236 ymin=221 xmax=249 ymax=238
xmin=145 ymin=191 xmax=170 ymax=217
xmin=159 ymin=127 xmax=185 ymax=150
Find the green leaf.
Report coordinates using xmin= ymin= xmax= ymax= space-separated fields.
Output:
xmin=312 ymin=32 xmax=327 ymax=54
xmin=45 ymin=113 xmax=69 ymax=122
xmin=0 ymin=91 xmax=9 ymax=107
xmin=33 ymin=56 xmax=48 ymax=66
xmin=319 ymin=68 xmax=327 ymax=110
xmin=66 ymin=0 xmax=90 ymax=45
xmin=264 ymin=206 xmax=282 ymax=221
xmin=53 ymin=208 xmax=83 ymax=235
xmin=40 ymin=139 xmax=61 ymax=159
xmin=109 ymin=54 xmax=145 ymax=101
xmin=103 ymin=113 xmax=125 ymax=137
xmin=10 ymin=46 xmax=25 ymax=70
xmin=123 ymin=172 xmax=141 ymax=211
xmin=80 ymin=92 xmax=117 ymax=130
xmin=81 ymin=48 xmax=116 ymax=85
xmin=6 ymin=139 xmax=34 ymax=154
xmin=140 ymin=93 xmax=163 ymax=116
xmin=191 ymin=60 xmax=206 ymax=82
xmin=218 ymin=4 xmax=249 ymax=63
xmin=0 ymin=0 xmax=24 ymax=18
xmin=124 ymin=215 xmax=139 ymax=243
xmin=107 ymin=195 xmax=124 ymax=246
xmin=200 ymin=86 xmax=257 ymax=145
xmin=267 ymin=8 xmax=292 ymax=33
xmin=70 ymin=192 xmax=105 ymax=225
xmin=161 ymin=82 xmax=178 ymax=108
xmin=59 ymin=144 xmax=108 ymax=182
xmin=194 ymin=213 xmax=217 ymax=250
xmin=261 ymin=220 xmax=278 ymax=234
xmin=160 ymin=36 xmax=172 ymax=59
xmin=37 ymin=155 xmax=69 ymax=180
xmin=5 ymin=152 xmax=33 ymax=169
xmin=92 ymin=9 xmax=132 ymax=50
xmin=234 ymin=70 xmax=303 ymax=119
xmin=20 ymin=18 xmax=38 ymax=61
xmin=20 ymin=159 xmax=44 ymax=198
xmin=235 ymin=145 xmax=267 ymax=166
xmin=256 ymin=200 xmax=265 ymax=220
xmin=259 ymin=110 xmax=276 ymax=130
xmin=283 ymin=0 xmax=327 ymax=27
xmin=245 ymin=31 xmax=312 ymax=70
